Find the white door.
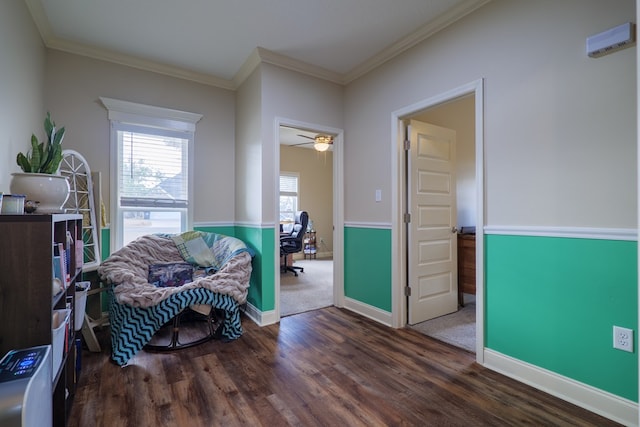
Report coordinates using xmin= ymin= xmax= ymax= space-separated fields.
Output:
xmin=407 ymin=120 xmax=458 ymax=325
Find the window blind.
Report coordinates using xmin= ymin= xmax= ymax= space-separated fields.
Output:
xmin=280 ymin=174 xmax=298 ymax=194
xmin=279 ymin=173 xmax=299 ymax=222
xmin=117 ymin=126 xmax=189 ymax=208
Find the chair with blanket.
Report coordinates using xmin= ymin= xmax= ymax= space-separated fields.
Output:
xmin=98 ymin=231 xmax=253 ymax=366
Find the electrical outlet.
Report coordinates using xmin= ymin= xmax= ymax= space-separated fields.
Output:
xmin=613 ymin=326 xmax=633 ymax=352
xmin=320 ymin=237 xmax=324 ymax=244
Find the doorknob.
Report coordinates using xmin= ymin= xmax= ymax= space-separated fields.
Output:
xmin=451 ymin=227 xmax=458 ymax=234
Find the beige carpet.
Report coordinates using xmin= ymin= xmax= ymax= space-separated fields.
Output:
xmin=409 ymin=296 xmax=476 ymax=353
xmin=280 ymin=258 xmax=333 ymax=316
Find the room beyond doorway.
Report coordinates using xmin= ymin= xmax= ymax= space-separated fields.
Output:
xmin=277 ymin=122 xmax=341 ymax=319
xmin=280 ymin=257 xmax=333 ymax=316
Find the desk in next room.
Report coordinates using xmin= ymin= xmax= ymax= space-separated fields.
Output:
xmin=457 ymin=232 xmax=476 ymax=306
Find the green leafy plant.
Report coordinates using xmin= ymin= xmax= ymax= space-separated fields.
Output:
xmin=16 ymin=112 xmax=65 ymax=174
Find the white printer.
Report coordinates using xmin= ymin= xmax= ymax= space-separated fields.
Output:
xmin=0 ymin=345 xmax=52 ymax=427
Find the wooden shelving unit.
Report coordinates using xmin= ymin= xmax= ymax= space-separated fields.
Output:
xmin=0 ymin=214 xmax=82 ymax=426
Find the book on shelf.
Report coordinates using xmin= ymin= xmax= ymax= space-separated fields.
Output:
xmin=65 ymin=296 xmax=73 ymax=354
xmin=66 ymin=231 xmax=73 ymax=280
xmin=75 ymin=238 xmax=84 ymax=271
xmin=53 ymin=243 xmax=69 ymax=287
xmin=53 ymin=256 xmax=62 ymax=281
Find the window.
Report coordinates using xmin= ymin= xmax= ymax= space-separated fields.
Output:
xmin=279 ymin=173 xmax=299 ymax=223
xmin=101 ymin=97 xmax=202 ymax=250
xmin=115 ymin=124 xmax=189 ymax=246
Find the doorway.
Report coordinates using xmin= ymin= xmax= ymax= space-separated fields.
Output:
xmin=406 ymin=97 xmax=476 ymax=353
xmin=391 ymin=79 xmax=484 ymax=361
xmin=275 ymin=121 xmax=344 ymax=319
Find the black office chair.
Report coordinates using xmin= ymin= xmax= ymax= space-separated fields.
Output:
xmin=280 ymin=211 xmax=309 ymax=276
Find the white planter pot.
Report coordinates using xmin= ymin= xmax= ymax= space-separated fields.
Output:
xmin=10 ymin=173 xmax=70 ymax=214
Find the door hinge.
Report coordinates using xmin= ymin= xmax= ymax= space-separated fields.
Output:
xmin=404 ymin=286 xmax=412 ymax=296
xmin=404 ymin=213 xmax=411 ymax=223
xmin=404 ymin=139 xmax=410 ymax=151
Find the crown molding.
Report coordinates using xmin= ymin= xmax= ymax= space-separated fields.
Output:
xmin=256 ymin=47 xmax=345 ymax=84
xmin=24 ymin=0 xmax=53 ymax=41
xmin=25 ymin=0 xmax=234 ymax=90
xmin=25 ymin=0 xmax=491 ymax=89
xmin=344 ymin=0 xmax=493 ymax=83
xmin=232 ymin=48 xmax=264 ymax=88
xmin=48 ymin=37 xmax=236 ymax=90
xmin=233 ymin=47 xmax=346 ymax=87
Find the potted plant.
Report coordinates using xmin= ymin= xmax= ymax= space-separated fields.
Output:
xmin=10 ymin=112 xmax=70 ymax=213
xmin=16 ymin=112 xmax=65 ymax=174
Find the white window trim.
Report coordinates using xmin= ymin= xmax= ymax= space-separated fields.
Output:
xmin=101 ymin=97 xmax=202 ymax=251
xmin=100 ymin=97 xmax=202 ymax=132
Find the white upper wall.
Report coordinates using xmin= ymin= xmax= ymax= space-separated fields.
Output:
xmin=44 ymin=50 xmax=236 ymax=225
xmin=235 ymin=63 xmax=343 ymax=226
xmin=235 ymin=67 xmax=264 ymax=224
xmin=345 ymin=0 xmax=636 ymax=228
xmin=259 ymin=63 xmax=344 ymax=224
xmin=0 ymin=0 xmax=46 ymax=193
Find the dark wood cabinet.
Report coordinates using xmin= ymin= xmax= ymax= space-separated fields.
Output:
xmin=0 ymin=214 xmax=82 ymax=426
xmin=457 ymin=233 xmax=476 ymax=306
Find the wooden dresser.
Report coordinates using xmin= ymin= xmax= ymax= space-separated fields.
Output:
xmin=457 ymin=233 xmax=476 ymax=306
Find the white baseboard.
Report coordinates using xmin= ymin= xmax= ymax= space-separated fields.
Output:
xmin=343 ymin=297 xmax=393 ymax=326
xmin=483 ymin=349 xmax=638 ymax=426
xmin=243 ymin=303 xmax=277 ymax=326
xmin=246 ymin=298 xmax=392 ymax=327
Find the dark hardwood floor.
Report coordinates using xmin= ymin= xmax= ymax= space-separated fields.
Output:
xmin=69 ymin=307 xmax=621 ymax=426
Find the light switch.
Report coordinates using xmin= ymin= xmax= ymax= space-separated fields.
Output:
xmin=375 ymin=189 xmax=382 ymax=202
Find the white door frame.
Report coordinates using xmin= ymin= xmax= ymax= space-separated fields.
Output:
xmin=390 ymin=79 xmax=485 ymax=363
xmin=274 ymin=117 xmax=345 ymax=320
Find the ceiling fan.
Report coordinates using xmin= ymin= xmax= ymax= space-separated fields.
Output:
xmin=293 ymin=134 xmax=334 ymax=152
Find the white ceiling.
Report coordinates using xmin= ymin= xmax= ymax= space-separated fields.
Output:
xmin=25 ymin=0 xmax=490 ymax=88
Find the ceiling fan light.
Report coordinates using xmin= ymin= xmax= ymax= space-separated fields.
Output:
xmin=313 ymin=134 xmax=333 ymax=152
xmin=314 ymin=142 xmax=330 ymax=152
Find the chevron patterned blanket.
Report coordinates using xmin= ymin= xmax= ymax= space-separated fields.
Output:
xmin=109 ymin=287 xmax=241 ymax=366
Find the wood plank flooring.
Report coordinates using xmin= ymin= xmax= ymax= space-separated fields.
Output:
xmin=68 ymin=307 xmax=621 ymax=426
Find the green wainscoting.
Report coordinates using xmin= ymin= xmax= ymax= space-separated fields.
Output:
xmin=233 ymin=225 xmax=275 ymax=312
xmin=101 ymin=227 xmax=110 ymax=259
xmin=344 ymin=227 xmax=392 ymax=311
xmin=485 ymin=234 xmax=638 ymax=401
